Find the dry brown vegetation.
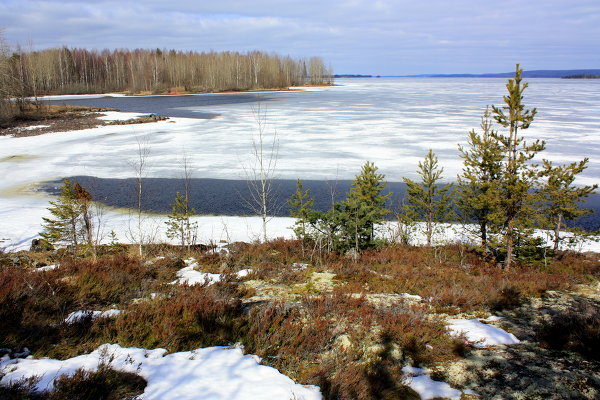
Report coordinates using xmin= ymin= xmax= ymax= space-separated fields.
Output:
xmin=1 ymin=240 xmax=599 ymax=399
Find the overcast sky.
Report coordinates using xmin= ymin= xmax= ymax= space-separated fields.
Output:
xmin=1 ymin=0 xmax=599 ymax=75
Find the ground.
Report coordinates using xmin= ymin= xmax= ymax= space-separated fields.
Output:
xmin=1 ymin=241 xmax=599 ymax=399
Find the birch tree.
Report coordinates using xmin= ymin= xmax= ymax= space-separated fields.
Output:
xmin=244 ymin=102 xmax=279 ymax=242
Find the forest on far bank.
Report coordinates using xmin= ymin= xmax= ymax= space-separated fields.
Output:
xmin=0 ymin=34 xmax=333 ymax=123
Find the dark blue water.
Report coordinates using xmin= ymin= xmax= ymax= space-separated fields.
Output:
xmin=41 ymin=176 xmax=600 ymax=230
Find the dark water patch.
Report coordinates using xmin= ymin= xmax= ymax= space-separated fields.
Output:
xmin=41 ymin=176 xmax=406 ymax=217
xmin=43 ymin=93 xmax=272 ymax=119
xmin=41 ymin=176 xmax=600 ymax=231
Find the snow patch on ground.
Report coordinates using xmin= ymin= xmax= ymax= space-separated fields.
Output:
xmin=402 ymin=366 xmax=475 ymax=400
xmin=172 ymin=259 xmax=252 ymax=286
xmin=0 ymin=343 xmax=321 ymax=400
xmin=447 ymin=317 xmax=520 ymax=347
xmin=20 ymin=125 xmax=50 ymax=131
xmin=64 ymin=309 xmax=121 ymax=324
xmin=35 ymin=264 xmax=59 ymax=272
xmin=400 ymin=293 xmax=422 ymax=301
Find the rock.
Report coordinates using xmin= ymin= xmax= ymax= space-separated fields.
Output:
xmin=31 ymin=238 xmax=53 ymax=252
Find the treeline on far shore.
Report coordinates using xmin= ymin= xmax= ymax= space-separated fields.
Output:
xmin=0 ymin=34 xmax=333 ymax=123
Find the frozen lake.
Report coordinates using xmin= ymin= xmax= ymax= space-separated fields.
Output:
xmin=1 ymin=77 xmax=600 ymax=250
xmin=42 ymin=77 xmax=600 ymax=185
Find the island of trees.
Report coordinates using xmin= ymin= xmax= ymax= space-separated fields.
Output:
xmin=0 ymin=34 xmax=332 ymax=124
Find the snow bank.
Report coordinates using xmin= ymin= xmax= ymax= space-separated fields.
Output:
xmin=64 ymin=309 xmax=121 ymax=324
xmin=402 ymin=366 xmax=475 ymax=400
xmin=0 ymin=343 xmax=321 ymax=400
xmin=447 ymin=318 xmax=520 ymax=347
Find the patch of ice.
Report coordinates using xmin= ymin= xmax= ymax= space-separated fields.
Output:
xmin=447 ymin=318 xmax=519 ymax=347
xmin=402 ymin=366 xmax=471 ymax=400
xmin=0 ymin=343 xmax=321 ymax=400
xmin=64 ymin=309 xmax=121 ymax=324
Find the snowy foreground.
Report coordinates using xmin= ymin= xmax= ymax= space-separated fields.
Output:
xmin=2 ymin=256 xmax=523 ymax=400
xmin=0 ymin=315 xmax=518 ymax=400
xmin=0 ymin=344 xmax=321 ymax=400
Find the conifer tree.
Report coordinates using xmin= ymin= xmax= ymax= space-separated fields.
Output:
xmin=165 ymin=191 xmax=197 ymax=251
xmin=457 ymin=106 xmax=504 ymax=251
xmin=403 ymin=150 xmax=454 ymax=247
xmin=344 ymin=161 xmax=391 ymax=251
xmin=491 ymin=64 xmax=545 ymax=269
xmin=539 ymin=158 xmax=597 ymax=251
xmin=287 ymin=179 xmax=314 ymax=240
xmin=40 ymin=178 xmax=81 ymax=249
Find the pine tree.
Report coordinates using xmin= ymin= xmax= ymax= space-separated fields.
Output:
xmin=287 ymin=179 xmax=314 ymax=240
xmin=344 ymin=161 xmax=391 ymax=251
xmin=165 ymin=191 xmax=197 ymax=251
xmin=403 ymin=150 xmax=454 ymax=247
xmin=539 ymin=158 xmax=597 ymax=251
xmin=457 ymin=106 xmax=504 ymax=251
xmin=491 ymin=64 xmax=545 ymax=269
xmin=40 ymin=178 xmax=82 ymax=249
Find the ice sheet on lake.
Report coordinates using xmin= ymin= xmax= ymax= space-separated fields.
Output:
xmin=2 ymin=79 xmax=600 ymax=252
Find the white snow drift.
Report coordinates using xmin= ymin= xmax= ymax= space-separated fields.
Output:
xmin=0 ymin=344 xmax=321 ymax=400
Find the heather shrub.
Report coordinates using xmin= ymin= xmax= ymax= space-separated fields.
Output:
xmin=113 ymin=284 xmax=245 ymax=351
xmin=46 ymin=366 xmax=146 ymax=400
xmin=60 ymin=254 xmax=181 ymax=306
xmin=0 ymin=366 xmax=146 ymax=400
xmin=0 ymin=265 xmax=74 ymax=351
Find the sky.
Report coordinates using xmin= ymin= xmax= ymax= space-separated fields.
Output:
xmin=1 ymin=0 xmax=599 ymax=75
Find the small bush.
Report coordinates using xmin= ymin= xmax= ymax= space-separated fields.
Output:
xmin=0 ymin=366 xmax=145 ymax=400
xmin=60 ymin=254 xmax=181 ymax=306
xmin=113 ymin=284 xmax=245 ymax=351
xmin=46 ymin=366 xmax=146 ymax=400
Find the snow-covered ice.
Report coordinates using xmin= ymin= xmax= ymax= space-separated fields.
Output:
xmin=0 ymin=343 xmax=321 ymax=400
xmin=1 ymin=79 xmax=600 ymax=252
xmin=447 ymin=317 xmax=520 ymax=347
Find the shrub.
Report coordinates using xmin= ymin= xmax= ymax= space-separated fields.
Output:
xmin=60 ymin=254 xmax=181 ymax=306
xmin=0 ymin=366 xmax=145 ymax=400
xmin=46 ymin=366 xmax=146 ymax=400
xmin=113 ymin=284 xmax=245 ymax=351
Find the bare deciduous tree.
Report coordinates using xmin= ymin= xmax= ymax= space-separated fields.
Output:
xmin=243 ymin=102 xmax=279 ymax=242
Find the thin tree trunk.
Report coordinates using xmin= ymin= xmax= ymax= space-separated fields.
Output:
xmin=553 ymin=213 xmax=563 ymax=251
